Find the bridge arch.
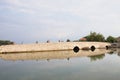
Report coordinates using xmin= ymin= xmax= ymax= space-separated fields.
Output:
xmin=73 ymin=46 xmax=80 ymax=53
xmin=91 ymin=45 xmax=96 ymax=51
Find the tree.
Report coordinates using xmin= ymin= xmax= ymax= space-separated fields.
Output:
xmin=36 ymin=41 xmax=38 ymax=44
xmin=106 ymin=36 xmax=117 ymax=43
xmin=85 ymin=32 xmax=105 ymax=42
xmin=96 ymin=33 xmax=105 ymax=42
xmin=66 ymin=39 xmax=70 ymax=42
xmin=0 ymin=40 xmax=14 ymax=46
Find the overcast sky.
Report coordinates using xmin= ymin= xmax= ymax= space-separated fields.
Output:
xmin=0 ymin=0 xmax=120 ymax=43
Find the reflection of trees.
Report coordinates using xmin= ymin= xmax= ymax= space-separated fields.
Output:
xmin=108 ymin=51 xmax=114 ymax=55
xmin=117 ymin=49 xmax=120 ymax=56
xmin=107 ymin=49 xmax=120 ymax=56
xmin=47 ymin=59 xmax=50 ymax=62
xmin=88 ymin=54 xmax=105 ymax=62
xmin=107 ymin=48 xmax=117 ymax=55
xmin=67 ymin=58 xmax=70 ymax=61
xmin=103 ymin=48 xmax=120 ymax=56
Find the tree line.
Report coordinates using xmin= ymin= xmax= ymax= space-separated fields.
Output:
xmin=0 ymin=32 xmax=118 ymax=46
xmin=69 ymin=32 xmax=118 ymax=43
xmin=84 ymin=32 xmax=117 ymax=43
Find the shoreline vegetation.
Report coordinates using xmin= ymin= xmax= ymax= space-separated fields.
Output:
xmin=0 ymin=32 xmax=120 ymax=46
xmin=0 ymin=40 xmax=14 ymax=46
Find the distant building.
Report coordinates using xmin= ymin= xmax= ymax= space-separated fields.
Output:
xmin=80 ymin=38 xmax=87 ymax=41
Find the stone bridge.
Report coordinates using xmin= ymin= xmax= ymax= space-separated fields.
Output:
xmin=0 ymin=42 xmax=111 ymax=53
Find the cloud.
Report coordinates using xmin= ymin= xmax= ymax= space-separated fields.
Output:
xmin=0 ymin=0 xmax=120 ymax=43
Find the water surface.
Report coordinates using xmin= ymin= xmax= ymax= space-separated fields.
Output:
xmin=0 ymin=49 xmax=120 ymax=80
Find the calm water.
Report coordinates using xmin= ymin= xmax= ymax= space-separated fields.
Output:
xmin=0 ymin=49 xmax=120 ymax=80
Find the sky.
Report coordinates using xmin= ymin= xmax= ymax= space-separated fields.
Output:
xmin=0 ymin=0 xmax=120 ymax=43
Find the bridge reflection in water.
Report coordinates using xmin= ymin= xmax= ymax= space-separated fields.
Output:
xmin=0 ymin=49 xmax=112 ymax=61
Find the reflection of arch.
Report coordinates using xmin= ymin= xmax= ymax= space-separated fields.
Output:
xmin=73 ymin=46 xmax=80 ymax=53
xmin=106 ymin=46 xmax=109 ymax=50
xmin=91 ymin=46 xmax=96 ymax=51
